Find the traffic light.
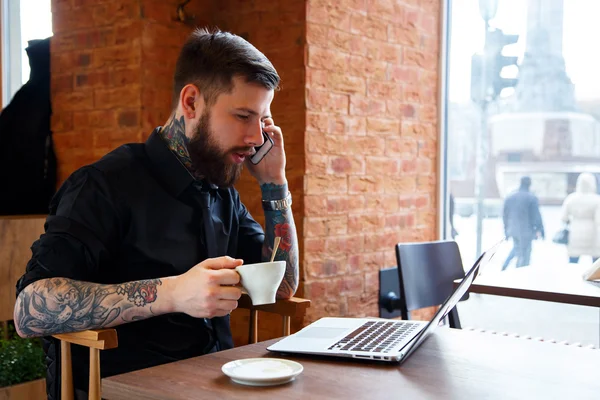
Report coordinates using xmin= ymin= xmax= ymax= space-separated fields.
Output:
xmin=485 ymin=28 xmax=519 ymax=98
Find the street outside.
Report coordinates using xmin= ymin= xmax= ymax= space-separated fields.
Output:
xmin=452 ymin=205 xmax=600 ymax=347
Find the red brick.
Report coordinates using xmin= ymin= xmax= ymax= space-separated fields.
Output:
xmin=417 ymin=174 xmax=437 ymax=192
xmin=139 ymin=0 xmax=178 ymax=24
xmin=53 ymin=91 xmax=95 ymax=112
xmin=328 ymin=29 xmax=355 ymax=53
xmin=326 ymin=235 xmax=365 ymax=255
xmin=117 ymin=110 xmax=140 ymax=128
xmin=402 ymin=121 xmax=433 ymax=138
xmin=74 ymin=70 xmax=110 ymax=89
xmin=404 ymin=48 xmax=437 ymax=70
xmin=94 ymin=86 xmax=142 ymax=109
xmin=306 ymin=175 xmax=348 ymax=195
xmin=401 ymin=159 xmax=418 ymax=174
xmin=386 ymin=177 xmax=417 ymax=193
xmin=349 ymin=176 xmax=384 ymax=193
xmin=417 ymin=158 xmax=434 ymax=174
xmin=367 ymin=0 xmax=402 ymax=23
xmin=52 ymin=112 xmax=74 ymax=132
xmin=388 ymin=24 xmax=419 ymax=47
xmin=351 ymin=15 xmax=387 ymax=40
xmin=350 ymin=136 xmax=386 ymax=155
xmin=367 ymin=117 xmax=400 ymax=136
xmin=52 ymin=51 xmax=94 ymax=73
xmin=92 ymin=1 xmax=139 ymax=26
xmin=348 ymin=214 xmax=385 ymax=234
xmin=305 ymin=195 xmax=328 ymax=216
xmin=328 ymin=73 xmax=366 ymax=94
xmin=308 ymin=133 xmax=347 ymax=155
xmin=418 ymin=140 xmax=437 ymax=158
xmin=305 ymin=216 xmax=348 ymax=237
xmin=385 ymin=214 xmax=415 ymax=229
xmin=307 ymin=89 xmax=349 ymax=114
xmin=368 ymin=99 xmax=387 ymax=116
xmin=365 ymin=157 xmax=399 ymax=175
xmin=306 ymin=23 xmax=329 ymax=46
xmin=93 ymin=43 xmax=141 ymax=68
xmin=308 ymin=47 xmax=349 ymax=71
xmin=306 ymin=3 xmax=329 ymax=25
xmin=306 ymin=155 xmax=328 ymax=175
xmin=416 ymin=211 xmax=436 ymax=229
xmin=306 ymin=257 xmax=347 ymax=278
xmin=346 ymin=116 xmax=368 ymax=136
xmin=304 ymin=280 xmax=328 ymax=299
xmin=327 ymin=195 xmax=366 ymax=214
xmin=141 ymin=87 xmax=172 ymax=110
xmin=111 ymin=67 xmax=142 ymax=86
xmin=367 ymin=81 xmax=402 ymax=99
xmin=365 ymin=194 xmax=400 ymax=213
xmin=342 ymin=275 xmax=364 ymax=294
xmin=52 ymin=74 xmax=74 ymax=93
xmin=306 ymin=112 xmax=329 ymax=132
xmin=420 ymin=104 xmax=437 ymax=122
xmin=52 ymin=8 xmax=95 ymax=33
xmin=73 ymin=110 xmax=115 ymax=129
xmin=391 ymin=66 xmax=419 ymax=82
xmin=385 ymin=137 xmax=417 ymax=157
xmin=329 ymin=156 xmax=365 ymax=174
xmin=349 ymin=95 xmax=369 ymax=116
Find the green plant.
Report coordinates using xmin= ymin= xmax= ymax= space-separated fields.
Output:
xmin=0 ymin=322 xmax=45 ymax=388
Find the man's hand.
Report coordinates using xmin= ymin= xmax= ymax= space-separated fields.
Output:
xmin=172 ymin=256 xmax=244 ymax=318
xmin=245 ymin=118 xmax=287 ymax=185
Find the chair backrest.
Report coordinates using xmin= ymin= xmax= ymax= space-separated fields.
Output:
xmin=395 ymin=240 xmax=466 ymax=318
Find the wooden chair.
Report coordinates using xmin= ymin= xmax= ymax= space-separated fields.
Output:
xmin=53 ymin=293 xmax=310 ymax=400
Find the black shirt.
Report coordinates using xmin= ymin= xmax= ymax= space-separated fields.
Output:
xmin=16 ymin=128 xmax=265 ymax=392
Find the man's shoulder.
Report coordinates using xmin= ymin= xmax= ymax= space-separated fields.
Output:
xmin=62 ymin=142 xmax=149 ymax=191
xmin=91 ymin=142 xmax=146 ymax=174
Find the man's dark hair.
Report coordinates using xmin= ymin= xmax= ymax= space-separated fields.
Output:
xmin=172 ymin=28 xmax=280 ymax=109
xmin=520 ymin=176 xmax=531 ymax=189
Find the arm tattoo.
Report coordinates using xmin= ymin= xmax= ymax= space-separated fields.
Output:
xmin=14 ymin=277 xmax=162 ymax=338
xmin=261 ymin=183 xmax=299 ymax=298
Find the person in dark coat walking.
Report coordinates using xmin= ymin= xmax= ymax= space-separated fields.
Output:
xmin=502 ymin=176 xmax=545 ymax=269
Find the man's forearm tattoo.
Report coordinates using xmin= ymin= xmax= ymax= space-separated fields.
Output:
xmin=261 ymin=183 xmax=299 ymax=298
xmin=14 ymin=277 xmax=162 ymax=338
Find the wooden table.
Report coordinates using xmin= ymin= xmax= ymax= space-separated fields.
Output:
xmin=102 ymin=328 xmax=600 ymax=400
xmin=456 ymin=263 xmax=600 ymax=307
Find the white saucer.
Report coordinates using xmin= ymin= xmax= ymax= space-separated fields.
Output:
xmin=222 ymin=358 xmax=303 ymax=386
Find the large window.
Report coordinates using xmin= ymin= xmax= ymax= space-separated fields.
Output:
xmin=442 ymin=0 xmax=600 ymax=347
xmin=443 ymin=0 xmax=600 ymax=268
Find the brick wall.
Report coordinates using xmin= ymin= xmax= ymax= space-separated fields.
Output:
xmin=50 ymin=0 xmax=209 ymax=183
xmin=303 ymin=0 xmax=440 ymax=322
xmin=50 ymin=0 xmax=440 ymax=342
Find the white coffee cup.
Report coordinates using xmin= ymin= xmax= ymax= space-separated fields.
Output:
xmin=235 ymin=261 xmax=286 ymax=306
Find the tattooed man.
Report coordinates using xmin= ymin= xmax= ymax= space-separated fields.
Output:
xmin=14 ymin=28 xmax=298 ymax=399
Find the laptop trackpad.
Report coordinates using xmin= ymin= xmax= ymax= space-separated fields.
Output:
xmin=295 ymin=327 xmax=349 ymax=339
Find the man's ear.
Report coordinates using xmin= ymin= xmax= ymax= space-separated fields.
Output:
xmin=180 ymin=84 xmax=204 ymax=119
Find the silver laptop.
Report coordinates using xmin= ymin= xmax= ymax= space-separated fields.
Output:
xmin=268 ymin=241 xmax=502 ymax=363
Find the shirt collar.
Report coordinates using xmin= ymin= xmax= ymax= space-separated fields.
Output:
xmin=145 ymin=127 xmax=219 ymax=198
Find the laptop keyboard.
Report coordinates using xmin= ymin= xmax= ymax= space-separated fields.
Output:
xmin=327 ymin=320 xmax=421 ymax=353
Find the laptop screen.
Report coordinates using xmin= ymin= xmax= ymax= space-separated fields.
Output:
xmin=399 ymin=240 xmax=504 ymax=362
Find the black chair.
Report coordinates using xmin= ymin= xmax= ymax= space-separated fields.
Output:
xmin=393 ymin=240 xmax=467 ymax=328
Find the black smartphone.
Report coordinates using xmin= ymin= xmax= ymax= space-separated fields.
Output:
xmin=250 ymin=130 xmax=274 ymax=165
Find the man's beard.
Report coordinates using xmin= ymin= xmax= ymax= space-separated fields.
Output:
xmin=187 ymin=112 xmax=247 ymax=188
